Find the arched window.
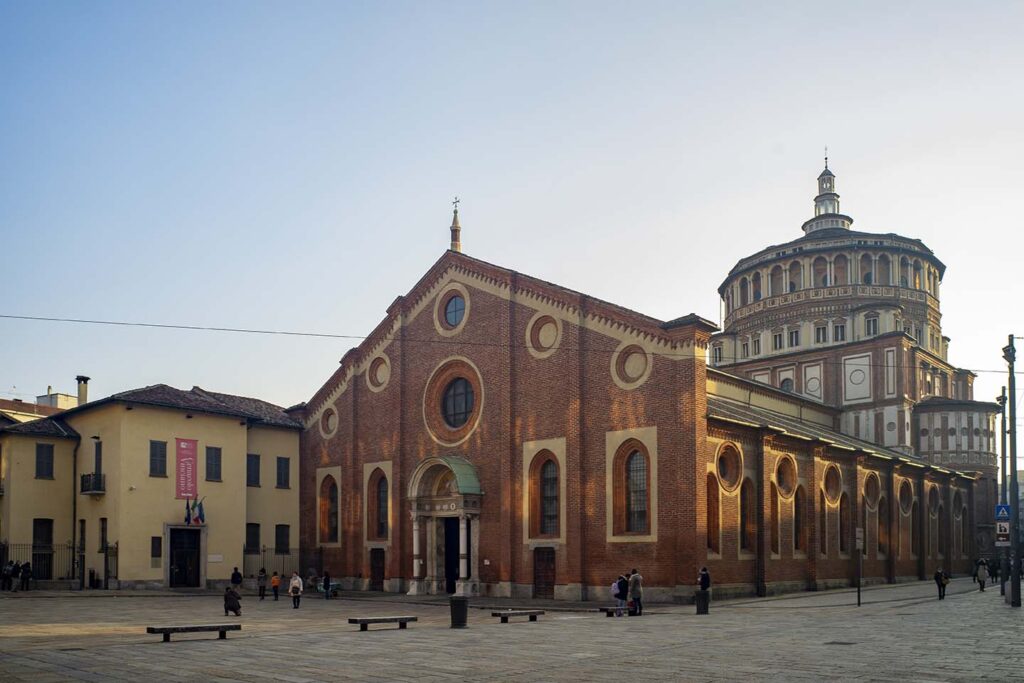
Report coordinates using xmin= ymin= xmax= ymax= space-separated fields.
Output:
xmin=319 ymin=475 xmax=339 ymax=544
xmin=707 ymin=473 xmax=720 ymax=554
xmin=813 ymin=256 xmax=828 ymax=287
xmin=626 ymin=451 xmax=648 ymax=533
xmin=878 ymin=496 xmax=889 ymax=556
xmin=739 ymin=278 xmax=749 ymax=306
xmin=911 ymin=500 xmax=920 ymax=557
xmin=833 ymin=254 xmax=849 ymax=285
xmin=839 ymin=492 xmax=850 ymax=553
xmin=788 ymin=261 xmax=802 ymax=292
xmin=877 ymin=254 xmax=892 ymax=285
xmin=938 ymin=505 xmax=947 ymax=556
xmin=770 ymin=482 xmax=780 ymax=555
xmin=860 ymin=253 xmax=873 ymax=285
xmin=752 ymin=272 xmax=762 ymax=301
xmin=819 ymin=491 xmax=828 ymax=556
xmin=770 ymin=265 xmax=784 ymax=296
xmin=960 ymin=506 xmax=968 ymax=557
xmin=367 ymin=469 xmax=388 ymax=540
xmin=740 ymin=479 xmax=756 ymax=551
xmin=530 ymin=453 xmax=560 ymax=537
xmin=794 ymin=486 xmax=806 ymax=552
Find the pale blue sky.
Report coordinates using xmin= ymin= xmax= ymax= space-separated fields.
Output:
xmin=2 ymin=1 xmax=1022 ymax=411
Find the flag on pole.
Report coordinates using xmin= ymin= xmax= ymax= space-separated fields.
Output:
xmin=184 ymin=496 xmax=192 ymax=525
xmin=196 ymin=497 xmax=206 ymax=524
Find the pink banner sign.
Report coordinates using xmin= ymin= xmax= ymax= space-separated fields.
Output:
xmin=176 ymin=438 xmax=198 ymax=499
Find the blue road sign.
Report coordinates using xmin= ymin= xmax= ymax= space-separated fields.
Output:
xmin=996 ymin=504 xmax=1011 ymax=521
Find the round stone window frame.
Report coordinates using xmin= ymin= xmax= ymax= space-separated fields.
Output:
xmin=366 ymin=353 xmax=392 ymax=393
xmin=775 ymin=456 xmax=797 ymax=499
xmin=716 ymin=443 xmax=743 ymax=493
xmin=525 ymin=311 xmax=563 ymax=360
xmin=422 ymin=356 xmax=484 ymax=447
xmin=863 ymin=472 xmax=881 ymax=510
xmin=610 ymin=341 xmax=653 ymax=390
xmin=318 ymin=406 xmax=339 ymax=439
xmin=823 ymin=465 xmax=842 ymax=504
xmin=433 ymin=283 xmax=471 ymax=337
xmin=898 ymin=479 xmax=914 ymax=514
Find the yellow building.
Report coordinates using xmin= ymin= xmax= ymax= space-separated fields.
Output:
xmin=0 ymin=380 xmax=301 ymax=589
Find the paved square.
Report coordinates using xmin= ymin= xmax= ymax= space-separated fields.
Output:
xmin=0 ymin=579 xmax=1020 ymax=681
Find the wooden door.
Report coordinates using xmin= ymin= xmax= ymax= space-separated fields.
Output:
xmin=369 ymin=548 xmax=385 ymax=591
xmin=533 ymin=547 xmax=555 ymax=599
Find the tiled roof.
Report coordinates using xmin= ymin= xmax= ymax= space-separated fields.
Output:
xmin=105 ymin=384 xmax=301 ymax=429
xmin=708 ymin=397 xmax=921 ymax=463
xmin=1 ymin=416 xmax=79 ymax=439
xmin=191 ymin=388 xmax=302 ymax=429
xmin=0 ymin=398 xmax=65 ymax=419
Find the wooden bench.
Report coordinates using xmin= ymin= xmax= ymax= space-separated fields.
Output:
xmin=348 ymin=616 xmax=417 ymax=632
xmin=146 ymin=624 xmax=241 ymax=642
xmin=492 ymin=609 xmax=544 ymax=623
xmin=599 ymin=607 xmax=625 ymax=617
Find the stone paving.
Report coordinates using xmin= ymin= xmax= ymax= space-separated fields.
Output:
xmin=1 ymin=578 xmax=1022 ymax=681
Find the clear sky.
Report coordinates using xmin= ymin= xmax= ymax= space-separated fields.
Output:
xmin=2 ymin=1 xmax=1022 ymax=414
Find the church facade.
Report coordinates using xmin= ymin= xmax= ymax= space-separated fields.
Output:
xmin=297 ymin=182 xmax=981 ymax=602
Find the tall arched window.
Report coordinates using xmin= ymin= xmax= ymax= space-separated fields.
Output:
xmin=794 ymin=486 xmax=806 ymax=552
xmin=367 ymin=469 xmax=388 ymax=541
xmin=911 ymin=500 xmax=920 ymax=557
xmin=707 ymin=473 xmax=720 ymax=554
xmin=770 ymin=482 xmax=780 ymax=555
xmin=878 ymin=496 xmax=889 ymax=556
xmin=938 ymin=505 xmax=947 ymax=556
xmin=740 ymin=479 xmax=755 ymax=551
xmin=839 ymin=492 xmax=850 ymax=553
xmin=739 ymin=278 xmax=749 ymax=306
xmin=626 ymin=451 xmax=648 ymax=533
xmin=819 ymin=492 xmax=828 ymax=556
xmin=833 ymin=254 xmax=849 ymax=285
xmin=788 ymin=261 xmax=802 ymax=292
xmin=540 ymin=459 xmax=559 ymax=535
xmin=319 ymin=476 xmax=339 ymax=543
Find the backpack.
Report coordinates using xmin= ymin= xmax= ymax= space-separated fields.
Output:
xmin=611 ymin=581 xmax=620 ymax=598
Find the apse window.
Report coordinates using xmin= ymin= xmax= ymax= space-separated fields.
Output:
xmin=741 ymin=342 xmax=749 ymax=359
xmin=788 ymin=330 xmax=800 ymax=348
xmin=815 ymin=325 xmax=828 ymax=344
xmin=833 ymin=323 xmax=846 ymax=342
xmin=865 ymin=317 xmax=879 ymax=337
xmin=442 ymin=377 xmax=474 ymax=428
xmin=752 ymin=338 xmax=761 ymax=355
xmin=773 ymin=333 xmax=784 ymax=351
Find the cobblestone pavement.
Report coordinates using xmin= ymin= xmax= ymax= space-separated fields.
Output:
xmin=1 ymin=578 xmax=1021 ymax=681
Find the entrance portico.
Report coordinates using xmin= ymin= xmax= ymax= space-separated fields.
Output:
xmin=406 ymin=455 xmax=482 ymax=597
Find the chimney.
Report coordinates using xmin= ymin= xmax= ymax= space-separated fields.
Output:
xmin=76 ymin=375 xmax=90 ymax=406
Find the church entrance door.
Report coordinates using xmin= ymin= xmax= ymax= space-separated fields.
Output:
xmin=533 ymin=547 xmax=555 ymax=599
xmin=369 ymin=549 xmax=385 ymax=591
xmin=443 ymin=517 xmax=459 ymax=594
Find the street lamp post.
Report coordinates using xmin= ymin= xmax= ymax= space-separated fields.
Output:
xmin=1003 ymin=336 xmax=1020 ymax=608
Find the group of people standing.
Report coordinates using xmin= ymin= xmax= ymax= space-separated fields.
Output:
xmin=223 ymin=567 xmax=305 ymax=615
xmin=611 ymin=569 xmax=644 ymax=616
xmin=1 ymin=561 xmax=32 ymax=591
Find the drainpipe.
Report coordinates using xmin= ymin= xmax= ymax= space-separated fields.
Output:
xmin=71 ymin=436 xmax=81 ymax=589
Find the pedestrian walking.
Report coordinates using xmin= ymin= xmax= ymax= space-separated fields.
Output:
xmin=257 ymin=568 xmax=267 ymax=600
xmin=19 ymin=562 xmax=32 ymax=591
xmin=224 ymin=586 xmax=242 ymax=616
xmin=10 ymin=561 xmax=21 ymax=592
xmin=612 ymin=574 xmax=629 ymax=617
xmin=323 ymin=570 xmax=331 ymax=600
xmin=1 ymin=561 xmax=13 ymax=591
xmin=628 ymin=568 xmax=644 ymax=616
xmin=289 ymin=571 xmax=303 ymax=608
xmin=698 ymin=567 xmax=711 ymax=592
xmin=977 ymin=561 xmax=989 ymax=592
xmin=230 ymin=566 xmax=243 ymax=593
xmin=271 ymin=571 xmax=281 ymax=601
xmin=933 ymin=568 xmax=947 ymax=600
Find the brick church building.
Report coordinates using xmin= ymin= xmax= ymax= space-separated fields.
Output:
xmin=297 ymin=174 xmax=981 ymax=602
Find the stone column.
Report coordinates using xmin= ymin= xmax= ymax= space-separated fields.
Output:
xmin=412 ymin=514 xmax=421 ymax=579
xmin=459 ymin=514 xmax=468 ymax=580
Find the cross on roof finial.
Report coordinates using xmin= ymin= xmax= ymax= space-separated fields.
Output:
xmin=452 ymin=196 xmax=460 ymax=211
xmin=824 ymin=145 xmax=829 ymax=170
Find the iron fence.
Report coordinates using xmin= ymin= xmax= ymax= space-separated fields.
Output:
xmin=0 ymin=542 xmax=76 ymax=581
xmin=242 ymin=545 xmax=309 ymax=580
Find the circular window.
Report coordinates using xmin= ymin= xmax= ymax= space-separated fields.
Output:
xmin=899 ymin=480 xmax=913 ymax=514
xmin=611 ymin=343 xmax=652 ymax=390
xmin=920 ymin=428 xmax=929 ymax=436
xmin=823 ymin=465 xmax=842 ymax=503
xmin=948 ymin=428 xmax=956 ymax=437
xmin=864 ymin=473 xmax=880 ymax=508
xmin=444 ymin=295 xmax=465 ymax=328
xmin=717 ymin=444 xmax=742 ymax=491
xmin=780 ymin=378 xmax=795 ymax=393
xmin=442 ymin=378 xmax=474 ymax=428
xmin=974 ymin=428 xmax=981 ymax=437
xmin=423 ymin=357 xmax=483 ymax=446
xmin=366 ymin=354 xmax=391 ymax=392
xmin=320 ymin=408 xmax=338 ymax=437
xmin=776 ymin=457 xmax=796 ymax=498
xmin=526 ymin=312 xmax=562 ymax=359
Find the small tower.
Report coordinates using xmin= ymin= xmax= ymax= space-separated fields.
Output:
xmin=449 ymin=197 xmax=462 ymax=253
xmin=801 ymin=156 xmax=853 ymax=234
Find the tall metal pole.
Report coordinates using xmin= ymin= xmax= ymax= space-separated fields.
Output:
xmin=1004 ymin=336 xmax=1020 ymax=608
xmin=1000 ymin=387 xmax=1008 ymax=597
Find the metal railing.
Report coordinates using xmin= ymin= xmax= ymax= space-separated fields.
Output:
xmin=241 ymin=545 xmax=315 ymax=581
xmin=0 ymin=541 xmax=76 ymax=581
xmin=80 ymin=473 xmax=106 ymax=494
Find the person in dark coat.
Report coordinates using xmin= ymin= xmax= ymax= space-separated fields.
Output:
xmin=933 ymin=568 xmax=947 ymax=599
xmin=615 ymin=574 xmax=629 ymax=617
xmin=1 ymin=561 xmax=13 ymax=591
xmin=698 ymin=567 xmax=711 ymax=592
xmin=230 ymin=567 xmax=243 ymax=592
xmin=224 ymin=586 xmax=242 ymax=616
xmin=323 ymin=571 xmax=331 ymax=600
xmin=257 ymin=568 xmax=267 ymax=600
xmin=19 ymin=562 xmax=32 ymax=591
xmin=10 ymin=561 xmax=21 ymax=592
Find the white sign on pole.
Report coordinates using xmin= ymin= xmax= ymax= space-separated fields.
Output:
xmin=855 ymin=527 xmax=864 ymax=550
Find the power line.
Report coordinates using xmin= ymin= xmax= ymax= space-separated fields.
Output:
xmin=2 ymin=312 xmax=1023 ymax=377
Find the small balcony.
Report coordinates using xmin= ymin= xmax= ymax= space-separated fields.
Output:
xmin=80 ymin=472 xmax=106 ymax=495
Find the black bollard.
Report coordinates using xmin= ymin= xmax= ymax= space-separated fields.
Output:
xmin=695 ymin=589 xmax=710 ymax=615
xmin=450 ymin=595 xmax=468 ymax=628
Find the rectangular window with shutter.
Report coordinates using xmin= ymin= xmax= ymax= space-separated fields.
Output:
xmin=35 ymin=443 xmax=54 ymax=479
xmin=149 ymin=441 xmax=167 ymax=477
xmin=206 ymin=447 xmax=222 ymax=481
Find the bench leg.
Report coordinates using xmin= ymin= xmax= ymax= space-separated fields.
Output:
xmin=501 ymin=617 xmax=508 ymax=624
xmin=399 ymin=622 xmax=407 ymax=629
xmin=163 ymin=633 xmax=170 ymax=643
xmin=606 ymin=611 xmax=614 ymax=617
xmin=360 ymin=624 xmax=368 ymax=632
xmin=529 ymin=615 xmax=537 ymax=622
xmin=219 ymin=630 xmax=227 ymax=639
